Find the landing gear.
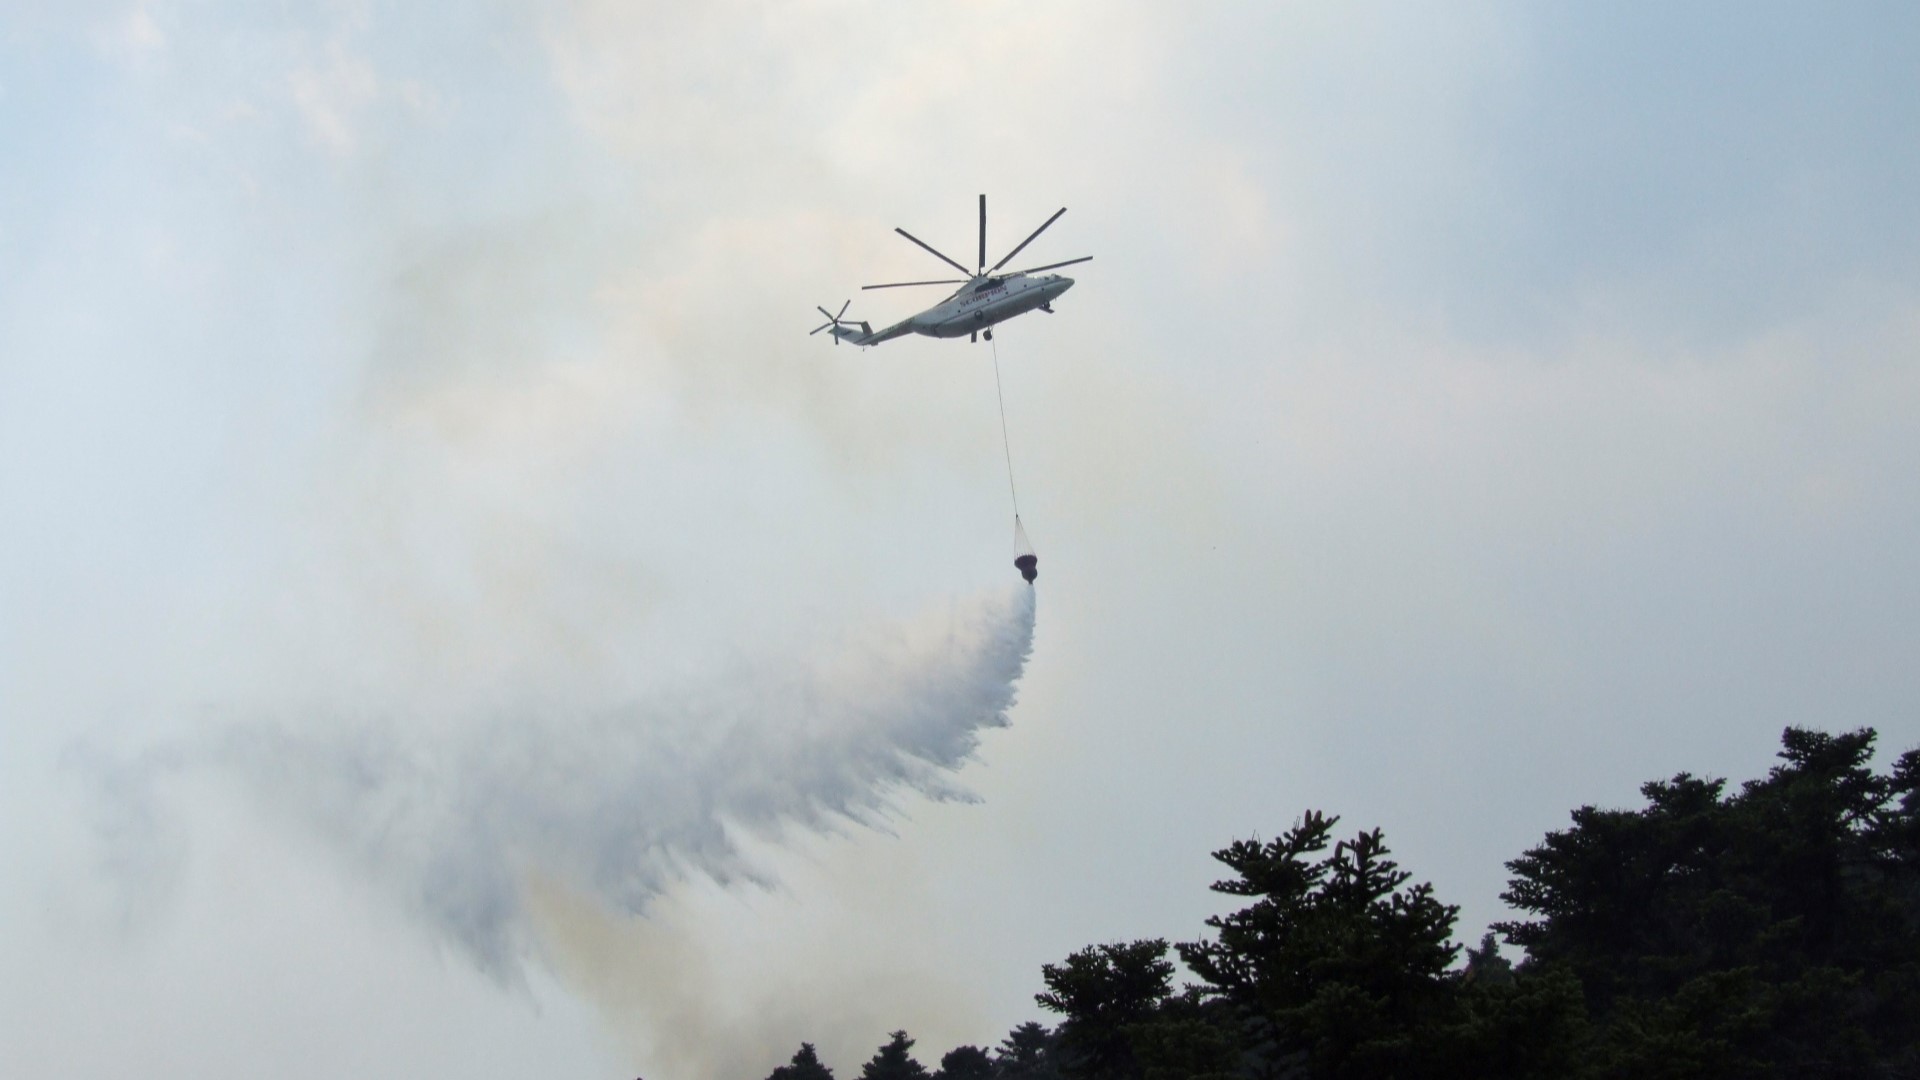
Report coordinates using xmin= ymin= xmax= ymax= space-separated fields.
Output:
xmin=1039 ymin=302 xmax=1054 ymax=314
xmin=983 ymin=329 xmax=994 ymax=341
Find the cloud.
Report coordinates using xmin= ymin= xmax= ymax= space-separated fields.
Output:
xmin=288 ymin=40 xmax=377 ymax=155
xmin=104 ymin=2 xmax=167 ymax=63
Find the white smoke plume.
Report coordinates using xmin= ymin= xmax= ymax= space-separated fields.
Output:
xmin=88 ymin=585 xmax=1036 ymax=984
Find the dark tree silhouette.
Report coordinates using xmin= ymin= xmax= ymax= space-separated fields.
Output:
xmin=1036 ymin=939 xmax=1175 ymax=1079
xmin=761 ymin=727 xmax=1920 ymax=1080
xmin=1461 ymin=932 xmax=1514 ymax=989
xmin=1178 ymin=812 xmax=1461 ymax=1078
xmin=1124 ymin=987 xmax=1240 ymax=1080
xmin=766 ymin=1042 xmax=835 ymax=1080
xmin=860 ymin=1031 xmax=930 ymax=1080
xmin=1498 ymin=726 xmax=1920 ymax=1077
xmin=932 ymin=1044 xmax=993 ymax=1080
xmin=993 ymin=1021 xmax=1062 ymax=1080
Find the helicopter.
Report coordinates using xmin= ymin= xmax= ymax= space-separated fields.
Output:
xmin=812 ymin=195 xmax=1090 ymax=347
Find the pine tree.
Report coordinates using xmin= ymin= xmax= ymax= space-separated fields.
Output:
xmin=767 ymin=1042 xmax=835 ymax=1080
xmin=1036 ymin=939 xmax=1175 ymax=1080
xmin=1497 ymin=726 xmax=1920 ymax=1076
xmin=1178 ymin=812 xmax=1461 ymax=1079
xmin=860 ymin=1031 xmax=930 ymax=1080
xmin=932 ymin=1044 xmax=993 ymax=1080
xmin=994 ymin=1021 xmax=1061 ymax=1080
xmin=1461 ymin=932 xmax=1514 ymax=988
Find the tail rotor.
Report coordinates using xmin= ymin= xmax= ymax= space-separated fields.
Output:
xmin=810 ymin=300 xmax=854 ymax=344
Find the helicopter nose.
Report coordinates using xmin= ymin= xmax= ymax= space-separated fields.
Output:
xmin=1055 ymin=276 xmax=1075 ymax=293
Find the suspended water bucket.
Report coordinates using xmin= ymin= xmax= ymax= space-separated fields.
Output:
xmin=1013 ymin=516 xmax=1037 ymax=584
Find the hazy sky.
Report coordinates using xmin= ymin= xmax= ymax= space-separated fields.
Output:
xmin=5 ymin=3 xmax=1919 ymax=1078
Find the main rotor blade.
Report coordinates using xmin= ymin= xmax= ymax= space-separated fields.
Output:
xmin=978 ymin=194 xmax=987 ymax=275
xmin=894 ymin=228 xmax=974 ymax=278
xmin=861 ymin=278 xmax=968 ymax=290
xmin=1008 ymin=255 xmax=1092 ymax=276
xmin=988 ymin=207 xmax=1067 ymax=273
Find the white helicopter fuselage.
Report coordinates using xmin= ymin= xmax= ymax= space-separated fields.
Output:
xmin=834 ymin=272 xmax=1075 ymax=346
xmin=914 ymin=272 xmax=1075 ymax=338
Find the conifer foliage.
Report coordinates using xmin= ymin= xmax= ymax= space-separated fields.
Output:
xmin=758 ymin=727 xmax=1920 ymax=1080
xmin=1037 ymin=939 xmax=1176 ymax=1080
xmin=1178 ymin=812 xmax=1461 ymax=1077
xmin=934 ymin=1045 xmax=995 ymax=1080
xmin=1497 ymin=727 xmax=1920 ymax=1076
xmin=768 ymin=1043 xmax=836 ymax=1080
xmin=861 ymin=1031 xmax=930 ymax=1080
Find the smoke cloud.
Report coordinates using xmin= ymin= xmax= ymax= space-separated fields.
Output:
xmin=89 ymin=584 xmax=1036 ymax=984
